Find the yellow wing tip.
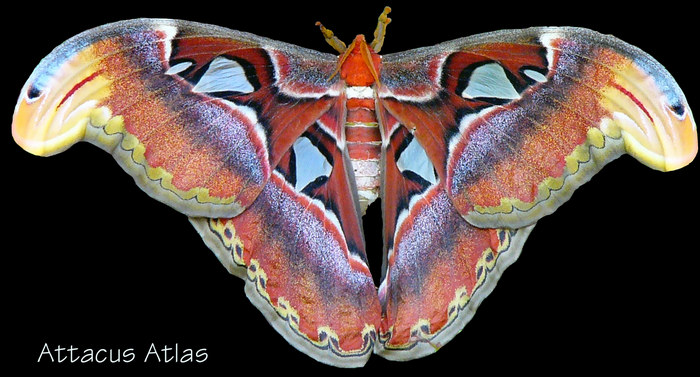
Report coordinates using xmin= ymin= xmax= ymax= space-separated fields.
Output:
xmin=12 ymin=95 xmax=91 ymax=157
xmin=661 ymin=107 xmax=697 ymax=171
xmin=601 ymin=61 xmax=698 ymax=172
xmin=12 ymin=48 xmax=113 ymax=156
xmin=615 ymin=105 xmax=697 ymax=172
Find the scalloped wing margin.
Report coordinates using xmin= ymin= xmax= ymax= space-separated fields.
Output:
xmin=189 ymin=107 xmax=379 ymax=367
xmin=375 ymin=113 xmax=535 ymax=359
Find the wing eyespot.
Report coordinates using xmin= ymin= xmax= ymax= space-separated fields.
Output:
xmin=670 ymin=102 xmax=686 ymax=118
xmin=26 ymin=84 xmax=42 ymax=102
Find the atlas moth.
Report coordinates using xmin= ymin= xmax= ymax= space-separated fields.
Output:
xmin=12 ymin=6 xmax=697 ymax=368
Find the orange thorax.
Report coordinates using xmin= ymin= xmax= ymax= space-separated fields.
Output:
xmin=339 ymin=35 xmax=382 ymax=87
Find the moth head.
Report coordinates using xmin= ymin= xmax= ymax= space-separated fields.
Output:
xmin=337 ymin=35 xmax=382 ymax=86
xmin=316 ymin=6 xmax=389 ymax=86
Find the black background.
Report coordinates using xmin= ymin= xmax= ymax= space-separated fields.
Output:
xmin=4 ymin=0 xmax=698 ymax=374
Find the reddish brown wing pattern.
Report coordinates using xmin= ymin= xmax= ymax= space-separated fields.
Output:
xmin=191 ymin=150 xmax=378 ymax=367
xmin=13 ymin=19 xmax=340 ymax=218
xmin=11 ymin=17 xmax=696 ymax=368
xmin=376 ymin=115 xmax=534 ymax=358
xmin=379 ymin=28 xmax=696 ymax=229
xmin=375 ymin=27 xmax=695 ymax=358
xmin=13 ymin=18 xmax=378 ymax=367
xmin=157 ymin=24 xmax=379 ymax=366
xmin=190 ymin=100 xmax=380 ymax=367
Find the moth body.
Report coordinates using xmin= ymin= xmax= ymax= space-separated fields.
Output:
xmin=345 ymin=92 xmax=382 ymax=213
xmin=340 ymin=35 xmax=384 ymax=213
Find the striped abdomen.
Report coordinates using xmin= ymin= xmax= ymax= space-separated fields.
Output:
xmin=345 ymin=88 xmax=382 ymax=213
